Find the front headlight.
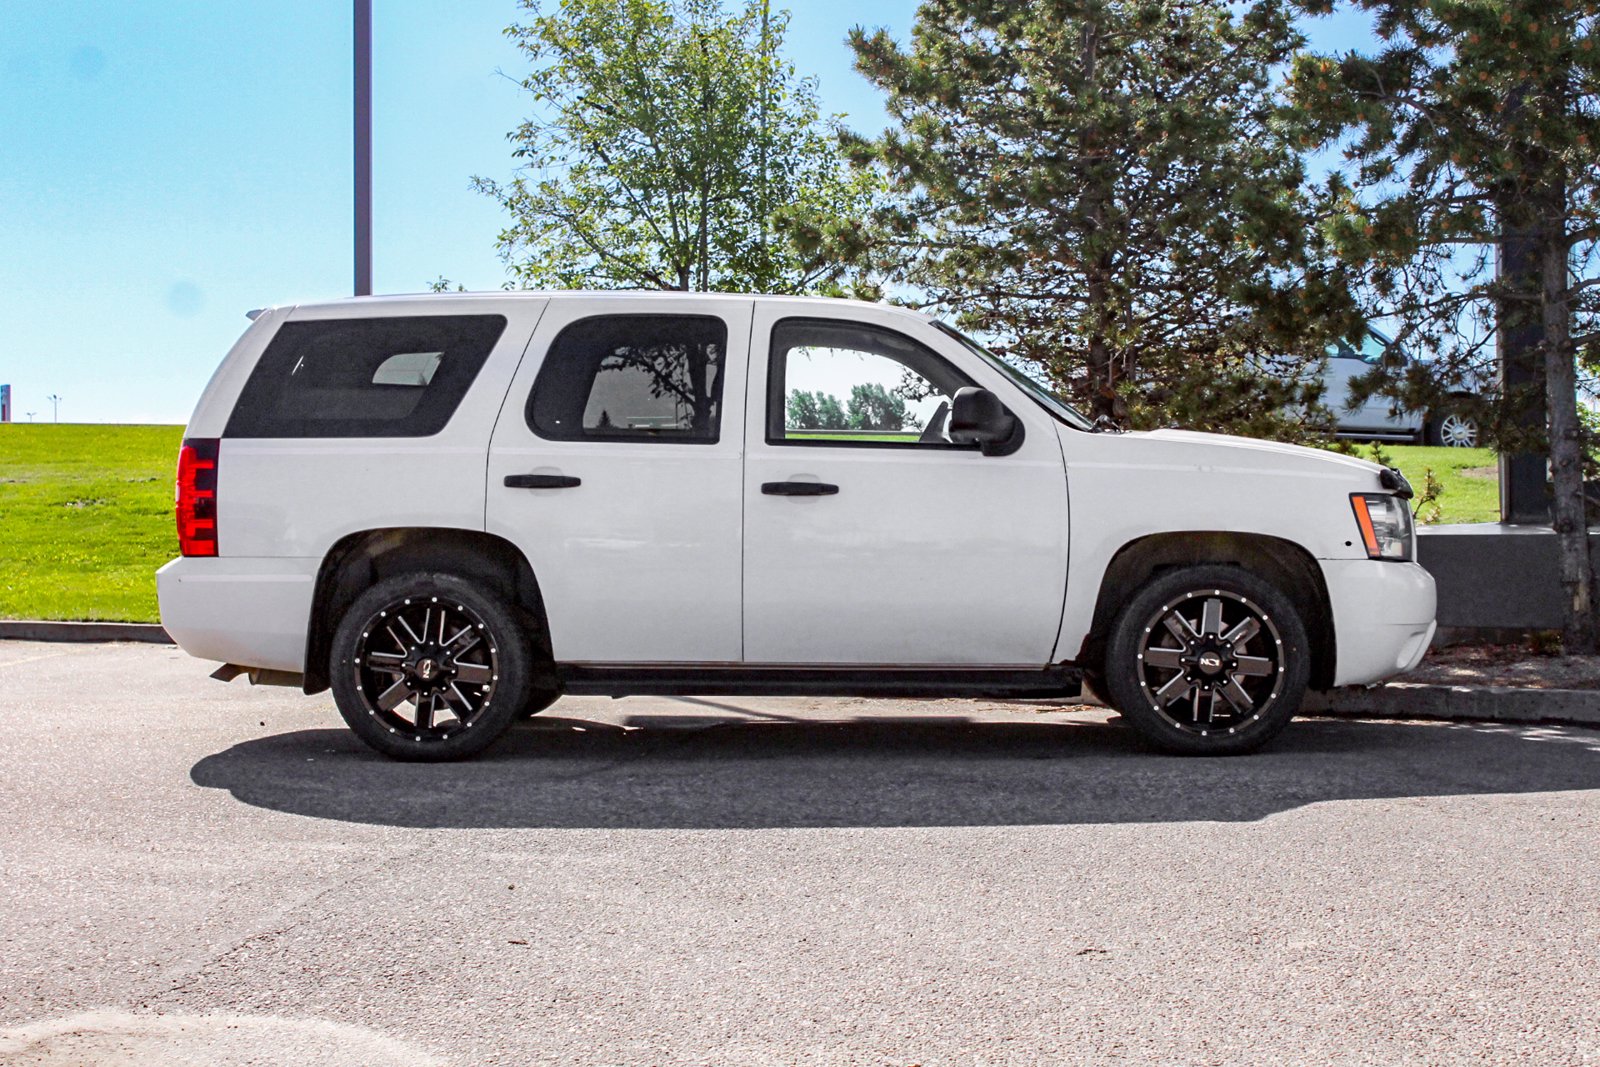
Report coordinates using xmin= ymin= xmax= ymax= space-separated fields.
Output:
xmin=1351 ymin=493 xmax=1414 ymax=561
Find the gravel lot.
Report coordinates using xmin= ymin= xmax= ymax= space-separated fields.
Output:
xmin=2 ymin=640 xmax=1599 ymax=1066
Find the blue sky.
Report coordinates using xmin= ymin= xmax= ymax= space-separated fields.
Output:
xmin=1 ymin=1 xmax=1374 ymax=425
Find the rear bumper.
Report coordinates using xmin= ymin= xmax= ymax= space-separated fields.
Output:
xmin=156 ymin=556 xmax=318 ymax=673
xmin=1321 ymin=559 xmax=1437 ymax=687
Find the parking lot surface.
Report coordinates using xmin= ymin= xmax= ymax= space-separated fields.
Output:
xmin=2 ymin=640 xmax=1599 ymax=1066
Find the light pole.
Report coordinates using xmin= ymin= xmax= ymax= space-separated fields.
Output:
xmin=354 ymin=0 xmax=372 ymax=296
xmin=25 ymin=412 xmax=35 ymax=422
xmin=47 ymin=394 xmax=61 ymax=422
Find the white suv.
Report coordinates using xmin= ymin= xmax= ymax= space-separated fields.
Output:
xmin=158 ymin=292 xmax=1436 ymax=760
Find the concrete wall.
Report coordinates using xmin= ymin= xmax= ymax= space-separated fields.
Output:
xmin=1419 ymin=524 xmax=1600 ymax=629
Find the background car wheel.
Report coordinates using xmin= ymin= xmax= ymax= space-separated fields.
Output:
xmin=1425 ymin=408 xmax=1480 ymax=448
xmin=1103 ymin=565 xmax=1309 ymax=755
xmin=330 ymin=571 xmax=535 ymax=761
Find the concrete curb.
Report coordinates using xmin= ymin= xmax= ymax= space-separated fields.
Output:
xmin=1303 ymin=682 xmax=1600 ymax=729
xmin=0 ymin=620 xmax=172 ymax=644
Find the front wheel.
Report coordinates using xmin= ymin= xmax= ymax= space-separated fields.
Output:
xmin=1103 ymin=565 xmax=1309 ymax=755
xmin=330 ymin=572 xmax=535 ymax=761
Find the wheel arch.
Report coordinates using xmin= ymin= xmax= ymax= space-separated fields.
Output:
xmin=1077 ymin=531 xmax=1337 ymax=690
xmin=302 ymin=527 xmax=553 ymax=694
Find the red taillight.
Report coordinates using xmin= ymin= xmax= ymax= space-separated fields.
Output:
xmin=176 ymin=437 xmax=219 ymax=557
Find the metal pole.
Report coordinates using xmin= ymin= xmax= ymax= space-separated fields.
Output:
xmin=354 ymin=0 xmax=373 ymax=296
xmin=1497 ymin=196 xmax=1549 ymax=524
xmin=1494 ymin=88 xmax=1548 ymax=524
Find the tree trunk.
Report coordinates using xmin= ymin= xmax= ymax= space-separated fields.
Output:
xmin=1085 ymin=274 xmax=1114 ymax=422
xmin=1078 ymin=18 xmax=1117 ymax=423
xmin=1542 ymin=180 xmax=1597 ymax=652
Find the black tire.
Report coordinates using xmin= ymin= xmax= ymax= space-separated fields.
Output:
xmin=519 ymin=690 xmax=561 ymax=720
xmin=330 ymin=571 xmax=535 ymax=761
xmin=1103 ymin=565 xmax=1310 ymax=755
xmin=1424 ymin=405 xmax=1480 ymax=448
xmin=1081 ymin=667 xmax=1109 ymax=705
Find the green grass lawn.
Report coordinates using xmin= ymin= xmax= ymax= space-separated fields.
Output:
xmin=785 ymin=431 xmax=922 ymax=443
xmin=1 ymin=424 xmax=183 ymax=622
xmin=1343 ymin=443 xmax=1500 ymax=525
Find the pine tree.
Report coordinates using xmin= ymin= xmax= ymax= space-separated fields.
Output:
xmin=791 ymin=0 xmax=1357 ymax=436
xmin=1286 ymin=0 xmax=1600 ymax=650
xmin=786 ymin=390 xmax=850 ymax=429
xmin=847 ymin=383 xmax=909 ymax=431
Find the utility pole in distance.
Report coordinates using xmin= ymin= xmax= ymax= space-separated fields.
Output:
xmin=47 ymin=395 xmax=61 ymax=422
xmin=354 ymin=0 xmax=373 ymax=296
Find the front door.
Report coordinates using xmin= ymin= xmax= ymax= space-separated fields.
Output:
xmin=486 ymin=297 xmax=752 ymax=664
xmin=1325 ymin=335 xmax=1418 ymax=435
xmin=741 ymin=305 xmax=1071 ymax=666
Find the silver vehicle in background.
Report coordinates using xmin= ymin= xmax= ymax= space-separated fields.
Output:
xmin=1324 ymin=328 xmax=1482 ymax=447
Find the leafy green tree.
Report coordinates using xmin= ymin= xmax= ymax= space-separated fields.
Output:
xmin=847 ymin=382 xmax=909 ymax=431
xmin=474 ymin=0 xmax=873 ymax=294
xmin=787 ymin=389 xmax=849 ymax=429
xmin=794 ymin=0 xmax=1357 ymax=434
xmin=787 ymin=389 xmax=823 ymax=429
xmin=1285 ymin=0 xmax=1600 ymax=650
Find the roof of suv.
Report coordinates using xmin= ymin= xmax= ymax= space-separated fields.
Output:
xmin=277 ymin=290 xmax=933 ymax=321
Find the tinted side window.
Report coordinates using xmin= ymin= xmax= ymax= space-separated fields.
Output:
xmin=527 ymin=315 xmax=727 ymax=443
xmin=225 ymin=315 xmax=506 ymax=438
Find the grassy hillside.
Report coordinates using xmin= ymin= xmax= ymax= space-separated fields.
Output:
xmin=0 ymin=424 xmax=183 ymax=622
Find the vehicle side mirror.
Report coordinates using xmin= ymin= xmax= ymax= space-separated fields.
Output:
xmin=948 ymin=387 xmax=1024 ymax=456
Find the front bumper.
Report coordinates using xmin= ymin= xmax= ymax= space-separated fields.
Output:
xmin=1321 ymin=559 xmax=1437 ymax=687
xmin=156 ymin=556 xmax=319 ymax=673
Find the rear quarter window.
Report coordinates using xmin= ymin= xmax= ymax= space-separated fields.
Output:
xmin=224 ymin=314 xmax=507 ymax=438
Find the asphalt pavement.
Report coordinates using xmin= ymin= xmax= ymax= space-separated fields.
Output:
xmin=2 ymin=640 xmax=1598 ymax=1066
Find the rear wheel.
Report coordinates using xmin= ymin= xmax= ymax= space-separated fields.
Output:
xmin=1103 ymin=565 xmax=1309 ymax=755
xmin=330 ymin=572 xmax=534 ymax=761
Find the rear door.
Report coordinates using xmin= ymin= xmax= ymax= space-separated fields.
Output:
xmin=1352 ymin=330 xmax=1421 ymax=435
xmin=485 ymin=297 xmax=751 ymax=664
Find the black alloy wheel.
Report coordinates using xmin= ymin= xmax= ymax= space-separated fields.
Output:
xmin=353 ymin=598 xmax=498 ymax=737
xmin=331 ymin=572 xmax=534 ymax=761
xmin=1104 ymin=565 xmax=1309 ymax=755
xmin=1134 ymin=590 xmax=1283 ymax=730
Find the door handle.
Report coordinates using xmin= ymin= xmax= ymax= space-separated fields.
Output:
xmin=761 ymin=481 xmax=839 ymax=496
xmin=504 ymin=473 xmax=581 ymax=489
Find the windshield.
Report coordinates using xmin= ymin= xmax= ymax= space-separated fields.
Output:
xmin=931 ymin=321 xmax=1095 ymax=432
